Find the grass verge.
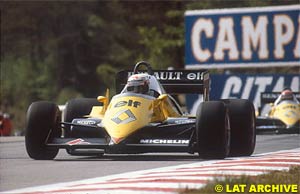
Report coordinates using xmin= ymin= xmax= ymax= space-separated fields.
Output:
xmin=181 ymin=166 xmax=300 ymax=194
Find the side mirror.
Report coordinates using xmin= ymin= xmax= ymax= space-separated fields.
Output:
xmin=96 ymin=96 xmax=108 ymax=115
xmin=97 ymin=96 xmax=107 ymax=103
xmin=97 ymin=88 xmax=110 ymax=109
xmin=158 ymin=94 xmax=168 ymax=101
xmin=152 ymin=94 xmax=168 ymax=109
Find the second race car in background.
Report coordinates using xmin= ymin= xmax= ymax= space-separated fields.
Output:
xmin=256 ymin=90 xmax=300 ymax=134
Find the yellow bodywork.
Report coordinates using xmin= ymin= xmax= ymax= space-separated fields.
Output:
xmin=269 ymin=103 xmax=300 ymax=127
xmin=89 ymin=91 xmax=180 ymax=144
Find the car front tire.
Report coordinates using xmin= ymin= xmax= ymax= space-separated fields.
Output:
xmin=25 ymin=101 xmax=60 ymax=160
xmin=223 ymin=99 xmax=256 ymax=156
xmin=196 ymin=101 xmax=230 ymax=159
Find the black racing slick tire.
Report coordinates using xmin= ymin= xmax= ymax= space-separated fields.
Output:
xmin=223 ymin=99 xmax=256 ymax=156
xmin=25 ymin=101 xmax=61 ymax=160
xmin=196 ymin=101 xmax=230 ymax=159
xmin=63 ymin=98 xmax=101 ymax=137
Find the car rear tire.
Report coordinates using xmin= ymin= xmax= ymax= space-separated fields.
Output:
xmin=63 ymin=98 xmax=101 ymax=137
xmin=223 ymin=99 xmax=256 ymax=156
xmin=196 ymin=101 xmax=230 ymax=159
xmin=25 ymin=101 xmax=61 ymax=160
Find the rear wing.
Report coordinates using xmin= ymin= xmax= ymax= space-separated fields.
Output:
xmin=116 ymin=69 xmax=210 ymax=99
xmin=260 ymin=92 xmax=300 ymax=104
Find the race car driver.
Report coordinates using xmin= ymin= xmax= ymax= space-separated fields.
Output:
xmin=126 ymin=74 xmax=151 ymax=95
xmin=274 ymin=88 xmax=299 ymax=106
xmin=125 ymin=74 xmax=160 ymax=98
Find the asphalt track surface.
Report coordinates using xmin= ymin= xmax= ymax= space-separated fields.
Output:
xmin=0 ymin=134 xmax=299 ymax=192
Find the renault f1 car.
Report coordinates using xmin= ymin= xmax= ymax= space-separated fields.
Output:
xmin=25 ymin=61 xmax=256 ymax=160
xmin=256 ymin=92 xmax=300 ymax=134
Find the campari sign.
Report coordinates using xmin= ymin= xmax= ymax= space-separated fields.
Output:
xmin=185 ymin=5 xmax=300 ymax=68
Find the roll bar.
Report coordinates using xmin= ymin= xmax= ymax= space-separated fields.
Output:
xmin=133 ymin=61 xmax=154 ymax=75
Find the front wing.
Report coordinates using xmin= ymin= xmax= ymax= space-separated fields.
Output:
xmin=256 ymin=116 xmax=300 ymax=134
xmin=46 ymin=120 xmax=197 ymax=154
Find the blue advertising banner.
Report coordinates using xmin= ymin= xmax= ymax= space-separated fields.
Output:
xmin=185 ymin=5 xmax=300 ymax=69
xmin=186 ymin=74 xmax=300 ymax=114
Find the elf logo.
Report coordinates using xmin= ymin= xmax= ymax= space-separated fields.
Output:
xmin=114 ymin=100 xmax=141 ymax=108
xmin=140 ymin=139 xmax=190 ymax=144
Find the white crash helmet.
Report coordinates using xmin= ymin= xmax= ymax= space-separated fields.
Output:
xmin=280 ymin=89 xmax=294 ymax=101
xmin=126 ymin=74 xmax=151 ymax=94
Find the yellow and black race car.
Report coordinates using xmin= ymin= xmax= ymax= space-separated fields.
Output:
xmin=25 ymin=61 xmax=256 ymax=160
xmin=256 ymin=90 xmax=300 ymax=134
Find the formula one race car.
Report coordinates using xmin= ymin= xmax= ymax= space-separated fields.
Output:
xmin=256 ymin=90 xmax=300 ymax=134
xmin=25 ymin=61 xmax=256 ymax=160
